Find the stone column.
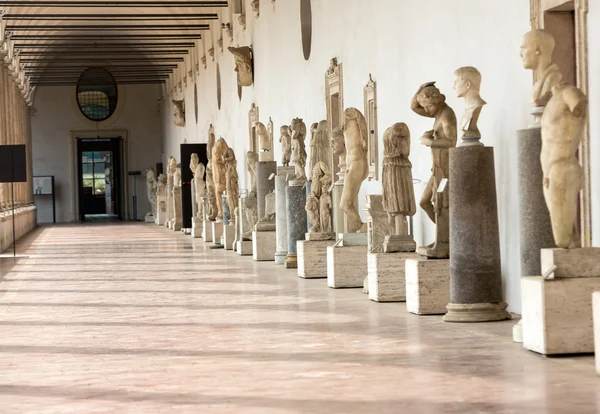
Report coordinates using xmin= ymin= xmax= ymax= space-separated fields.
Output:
xmin=444 ymin=146 xmax=511 ymax=322
xmin=0 ymin=65 xmax=6 ymax=210
xmin=256 ymin=161 xmax=277 ymax=220
xmin=285 ymin=182 xmax=307 ymax=269
xmin=274 ymin=166 xmax=295 ymax=264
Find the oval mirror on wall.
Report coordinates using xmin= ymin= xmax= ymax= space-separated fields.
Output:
xmin=194 ymin=83 xmax=198 ymax=123
xmin=300 ymin=0 xmax=312 ymax=60
xmin=216 ymin=63 xmax=222 ymax=110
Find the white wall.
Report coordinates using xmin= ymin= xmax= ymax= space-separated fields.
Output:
xmin=32 ymin=84 xmax=163 ymax=223
xmin=162 ymin=0 xmax=535 ymax=312
xmin=589 ymin=2 xmax=600 ymax=248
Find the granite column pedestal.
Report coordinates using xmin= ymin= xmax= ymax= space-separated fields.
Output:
xmin=444 ymin=146 xmax=510 ymax=322
xmin=285 ymin=182 xmax=307 ymax=269
xmin=256 ymin=161 xmax=277 ymax=220
xmin=274 ymin=167 xmax=295 ymax=264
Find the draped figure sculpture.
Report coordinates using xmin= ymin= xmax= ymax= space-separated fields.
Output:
xmin=305 ymin=161 xmax=333 ymax=236
xmin=280 ymin=125 xmax=292 ymax=166
xmin=145 ymin=167 xmax=157 ymax=216
xmin=340 ymin=108 xmax=369 ymax=233
xmin=541 ymin=83 xmax=587 ymax=249
xmin=309 ymin=120 xmax=331 ymax=175
xmin=224 ymin=148 xmax=240 ymax=215
xmin=410 ymin=81 xmax=457 ymax=259
xmin=290 ymin=118 xmax=307 ymax=182
xmin=255 ymin=121 xmax=273 ymax=161
xmin=194 ymin=163 xmax=206 ymax=218
xmin=206 ymin=125 xmax=218 ymax=221
xmin=381 ymin=123 xmax=417 ymax=252
xmin=242 ymin=151 xmax=259 ymax=240
xmin=212 ymin=138 xmax=229 ymax=221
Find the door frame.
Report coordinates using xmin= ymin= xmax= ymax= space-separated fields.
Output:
xmin=69 ymin=129 xmax=130 ymax=222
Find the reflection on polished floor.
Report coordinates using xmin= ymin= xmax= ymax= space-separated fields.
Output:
xmin=0 ymin=223 xmax=597 ymax=414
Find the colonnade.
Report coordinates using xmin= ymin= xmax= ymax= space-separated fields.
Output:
xmin=0 ymin=62 xmax=34 ymax=210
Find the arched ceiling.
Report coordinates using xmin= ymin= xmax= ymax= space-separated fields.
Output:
xmin=0 ymin=0 xmax=228 ymax=86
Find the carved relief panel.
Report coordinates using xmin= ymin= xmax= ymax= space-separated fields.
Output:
xmin=325 ymin=58 xmax=344 ymax=177
xmin=364 ymin=74 xmax=378 ymax=181
xmin=248 ymin=104 xmax=260 ymax=153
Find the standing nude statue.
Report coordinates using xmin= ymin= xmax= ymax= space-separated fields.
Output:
xmin=340 ymin=108 xmax=369 ymax=233
xmin=541 ymin=83 xmax=587 ymax=249
xmin=193 ymin=163 xmax=206 ymax=218
xmin=206 ymin=125 xmax=218 ymax=221
xmin=410 ymin=82 xmax=457 ymax=258
xmin=279 ymin=125 xmax=292 ymax=166
xmin=453 ymin=66 xmax=486 ymax=147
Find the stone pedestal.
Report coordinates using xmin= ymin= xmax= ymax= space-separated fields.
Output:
xmin=202 ymin=220 xmax=213 ymax=241
xmin=192 ymin=217 xmax=202 ymax=238
xmin=593 ymin=292 xmax=600 ymax=375
xmin=368 ymin=252 xmax=419 ymax=302
xmin=164 ymin=187 xmax=173 ymax=226
xmin=222 ymin=195 xmax=230 ymax=225
xmin=445 ymin=147 xmax=510 ymax=322
xmin=236 ymin=240 xmax=253 ymax=256
xmin=211 ymin=221 xmax=223 ymax=244
xmin=256 ymin=161 xmax=277 ymax=220
xmin=522 ymin=247 xmax=600 ymax=355
xmin=275 ymin=166 xmax=296 ymax=265
xmin=155 ymin=192 xmax=167 ymax=225
xmin=297 ymin=238 xmax=336 ymax=279
xmin=223 ymin=224 xmax=235 ymax=250
xmin=332 ymin=169 xmax=345 ymax=234
xmin=172 ymin=187 xmax=182 ymax=232
xmin=517 ymin=127 xmax=554 ymax=276
xmin=327 ymin=244 xmax=367 ymax=288
xmin=405 ymin=258 xmax=450 ymax=315
xmin=252 ymin=230 xmax=276 ymax=261
xmin=145 ymin=213 xmax=155 ymax=223
xmin=285 ymin=182 xmax=307 ymax=269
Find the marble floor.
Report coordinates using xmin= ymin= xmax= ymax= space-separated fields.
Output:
xmin=0 ymin=223 xmax=598 ymax=414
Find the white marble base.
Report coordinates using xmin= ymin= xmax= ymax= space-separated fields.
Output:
xmin=327 ymin=245 xmax=368 ymax=288
xmin=252 ymin=231 xmax=276 ymax=261
xmin=368 ymin=252 xmax=419 ymax=302
xmin=223 ymin=224 xmax=235 ymax=250
xmin=237 ymin=240 xmax=253 ymax=256
xmin=145 ymin=213 xmax=155 ymax=223
xmin=0 ymin=205 xmax=37 ymax=253
xmin=297 ymin=240 xmax=336 ymax=279
xmin=338 ymin=232 xmax=368 ymax=246
xmin=202 ymin=220 xmax=213 ymax=241
xmin=192 ymin=218 xmax=202 ymax=238
xmin=522 ymin=275 xmax=600 ymax=355
xmin=274 ymin=251 xmax=287 ymax=265
xmin=211 ymin=222 xmax=224 ymax=244
xmin=541 ymin=247 xmax=600 ymax=279
xmin=593 ymin=292 xmax=600 ymax=375
xmin=405 ymin=258 xmax=450 ymax=315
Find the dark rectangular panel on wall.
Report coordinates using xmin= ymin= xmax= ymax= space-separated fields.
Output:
xmin=180 ymin=143 xmax=207 ymax=229
xmin=0 ymin=145 xmax=27 ymax=183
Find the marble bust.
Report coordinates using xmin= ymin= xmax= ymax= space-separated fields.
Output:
xmin=453 ymin=66 xmax=486 ymax=147
xmin=279 ymin=125 xmax=291 ymax=166
xmin=172 ymin=100 xmax=185 ymax=127
xmin=410 ymin=82 xmax=457 ymax=258
xmin=520 ymin=30 xmax=562 ymax=108
xmin=541 ymin=83 xmax=587 ymax=249
xmin=340 ymin=107 xmax=369 ymax=233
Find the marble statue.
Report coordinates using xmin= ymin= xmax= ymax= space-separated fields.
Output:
xmin=242 ymin=151 xmax=260 ymax=240
xmin=309 ymin=120 xmax=331 ymax=176
xmin=520 ymin=30 xmax=562 ymax=108
xmin=206 ymin=125 xmax=218 ymax=221
xmin=173 ymin=164 xmax=182 ymax=188
xmin=224 ymin=148 xmax=240 ymax=214
xmin=331 ymin=127 xmax=346 ymax=172
xmin=541 ymin=83 xmax=587 ymax=249
xmin=146 ymin=167 xmax=157 ymax=215
xmin=453 ymin=66 xmax=486 ymax=147
xmin=381 ymin=123 xmax=417 ymax=252
xmin=410 ymin=81 xmax=457 ymax=258
xmin=212 ymin=138 xmax=229 ymax=221
xmin=340 ymin=108 xmax=369 ymax=233
xmin=305 ymin=162 xmax=333 ymax=234
xmin=194 ymin=163 xmax=206 ymax=218
xmin=189 ymin=153 xmax=199 ymax=177
xmin=261 ymin=191 xmax=276 ymax=222
xmin=290 ymin=118 xmax=307 ymax=182
xmin=173 ymin=100 xmax=185 ymax=127
xmin=228 ymin=46 xmax=253 ymax=87
xmin=256 ymin=121 xmax=272 ymax=160
xmin=279 ymin=125 xmax=291 ymax=166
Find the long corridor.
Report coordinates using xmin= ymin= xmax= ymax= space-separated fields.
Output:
xmin=0 ymin=223 xmax=597 ymax=413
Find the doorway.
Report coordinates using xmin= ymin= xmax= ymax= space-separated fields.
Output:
xmin=76 ymin=137 xmax=123 ymax=221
